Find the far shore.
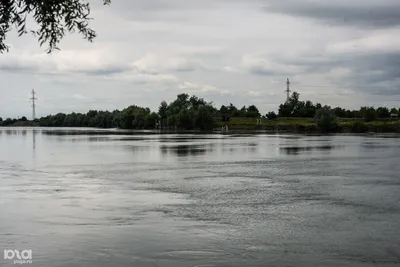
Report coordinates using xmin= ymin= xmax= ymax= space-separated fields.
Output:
xmin=1 ymin=117 xmax=400 ymax=134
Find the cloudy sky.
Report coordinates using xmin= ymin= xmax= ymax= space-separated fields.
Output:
xmin=1 ymin=0 xmax=399 ymax=118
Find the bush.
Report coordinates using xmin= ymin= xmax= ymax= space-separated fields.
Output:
xmin=314 ymin=106 xmax=338 ymax=132
xmin=266 ymin=112 xmax=278 ymax=120
xmin=360 ymin=106 xmax=377 ymax=122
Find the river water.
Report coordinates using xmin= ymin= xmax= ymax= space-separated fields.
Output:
xmin=0 ymin=128 xmax=399 ymax=267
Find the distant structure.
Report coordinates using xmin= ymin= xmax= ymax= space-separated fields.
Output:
xmin=285 ymin=78 xmax=291 ymax=100
xmin=30 ymin=89 xmax=37 ymax=120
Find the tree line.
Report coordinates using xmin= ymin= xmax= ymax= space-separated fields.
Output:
xmin=0 ymin=92 xmax=398 ymax=130
xmin=0 ymin=94 xmax=216 ymax=130
xmin=265 ymin=92 xmax=399 ymax=121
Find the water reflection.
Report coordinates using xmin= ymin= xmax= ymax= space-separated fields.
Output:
xmin=158 ymin=136 xmax=222 ymax=142
xmin=5 ymin=129 xmax=16 ymax=135
xmin=1 ymin=128 xmax=400 ymax=267
xmin=41 ymin=129 xmax=133 ymax=136
xmin=1 ymin=128 xmax=28 ymax=135
xmin=32 ymin=129 xmax=38 ymax=157
xmin=360 ymin=141 xmax=398 ymax=149
xmin=160 ymin=144 xmax=213 ymax=157
xmin=280 ymin=145 xmax=338 ymax=155
xmin=221 ymin=142 xmax=259 ymax=154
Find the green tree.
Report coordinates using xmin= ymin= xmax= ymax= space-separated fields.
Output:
xmin=314 ymin=106 xmax=338 ymax=132
xmin=232 ymin=106 xmax=247 ymax=117
xmin=266 ymin=111 xmax=278 ymax=120
xmin=75 ymin=113 xmax=86 ymax=127
xmin=347 ymin=110 xmax=361 ymax=118
xmin=219 ymin=105 xmax=229 ymax=122
xmin=376 ymin=107 xmax=390 ymax=118
xmin=120 ymin=107 xmax=134 ymax=129
xmin=144 ymin=112 xmax=159 ymax=129
xmin=0 ymin=0 xmax=111 ymax=53
xmin=3 ymin=118 xmax=13 ymax=126
xmin=228 ymin=103 xmax=237 ymax=115
xmin=52 ymin=113 xmax=66 ymax=126
xmin=278 ymin=102 xmax=293 ymax=117
xmin=390 ymin=108 xmax=398 ymax=115
xmin=305 ymin=101 xmax=316 ymax=117
xmin=168 ymin=93 xmax=190 ymax=115
xmin=111 ymin=112 xmax=122 ymax=128
xmin=247 ymin=105 xmax=260 ymax=117
xmin=132 ymin=109 xmax=146 ymax=129
xmin=189 ymin=95 xmax=206 ymax=110
xmin=64 ymin=113 xmax=77 ymax=127
xmin=278 ymin=92 xmax=302 ymax=117
xmin=93 ymin=111 xmax=108 ymax=128
xmin=158 ymin=101 xmax=168 ymax=128
xmin=360 ymin=106 xmax=377 ymax=122
xmin=176 ymin=109 xmax=193 ymax=130
xmin=293 ymin=101 xmax=306 ymax=117
xmin=194 ymin=105 xmax=214 ymax=130
xmin=167 ymin=114 xmax=177 ymax=128
xmin=159 ymin=94 xmax=217 ymax=130
xmin=158 ymin=101 xmax=168 ymax=118
xmin=334 ymin=107 xmax=347 ymax=118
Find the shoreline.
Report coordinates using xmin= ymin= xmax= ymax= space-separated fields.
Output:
xmin=1 ymin=125 xmax=400 ymax=135
xmin=1 ymin=117 xmax=400 ymax=134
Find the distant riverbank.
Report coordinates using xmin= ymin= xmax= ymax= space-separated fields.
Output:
xmin=3 ymin=117 xmax=400 ymax=134
xmin=2 ymin=92 xmax=399 ymax=134
xmin=215 ymin=117 xmax=400 ymax=134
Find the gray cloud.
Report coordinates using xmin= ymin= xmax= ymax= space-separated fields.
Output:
xmin=273 ymin=51 xmax=400 ymax=96
xmin=264 ymin=0 xmax=400 ymax=28
xmin=85 ymin=66 xmax=130 ymax=76
xmin=343 ymin=53 xmax=400 ymax=95
xmin=96 ymin=0 xmax=218 ymax=22
xmin=2 ymin=0 xmax=400 ymax=118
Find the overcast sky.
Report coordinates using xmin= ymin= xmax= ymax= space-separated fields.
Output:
xmin=1 ymin=0 xmax=399 ymax=118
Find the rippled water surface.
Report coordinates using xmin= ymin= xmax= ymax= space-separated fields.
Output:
xmin=1 ymin=128 xmax=400 ymax=267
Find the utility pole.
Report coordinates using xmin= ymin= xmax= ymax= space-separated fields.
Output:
xmin=30 ymin=89 xmax=37 ymax=120
xmin=285 ymin=78 xmax=291 ymax=100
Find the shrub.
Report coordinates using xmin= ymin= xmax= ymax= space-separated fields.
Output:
xmin=314 ymin=106 xmax=338 ymax=132
xmin=266 ymin=112 xmax=278 ymax=120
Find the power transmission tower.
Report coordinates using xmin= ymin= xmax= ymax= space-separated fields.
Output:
xmin=30 ymin=89 xmax=37 ymax=120
xmin=285 ymin=78 xmax=291 ymax=100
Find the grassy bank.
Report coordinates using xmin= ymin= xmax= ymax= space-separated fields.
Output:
xmin=215 ymin=117 xmax=400 ymax=133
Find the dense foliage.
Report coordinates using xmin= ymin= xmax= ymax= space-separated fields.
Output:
xmin=161 ymin=94 xmax=216 ymax=130
xmin=34 ymin=105 xmax=158 ymax=129
xmin=0 ymin=92 xmax=399 ymax=132
xmin=0 ymin=94 xmax=218 ymax=130
xmin=0 ymin=0 xmax=110 ymax=53
xmin=218 ymin=104 xmax=260 ymax=122
xmin=314 ymin=106 xmax=338 ymax=132
xmin=278 ymin=92 xmax=399 ymax=120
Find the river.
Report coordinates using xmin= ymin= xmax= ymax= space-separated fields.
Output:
xmin=0 ymin=128 xmax=399 ymax=267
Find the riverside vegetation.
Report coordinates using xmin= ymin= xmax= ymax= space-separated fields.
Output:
xmin=1 ymin=92 xmax=399 ymax=133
